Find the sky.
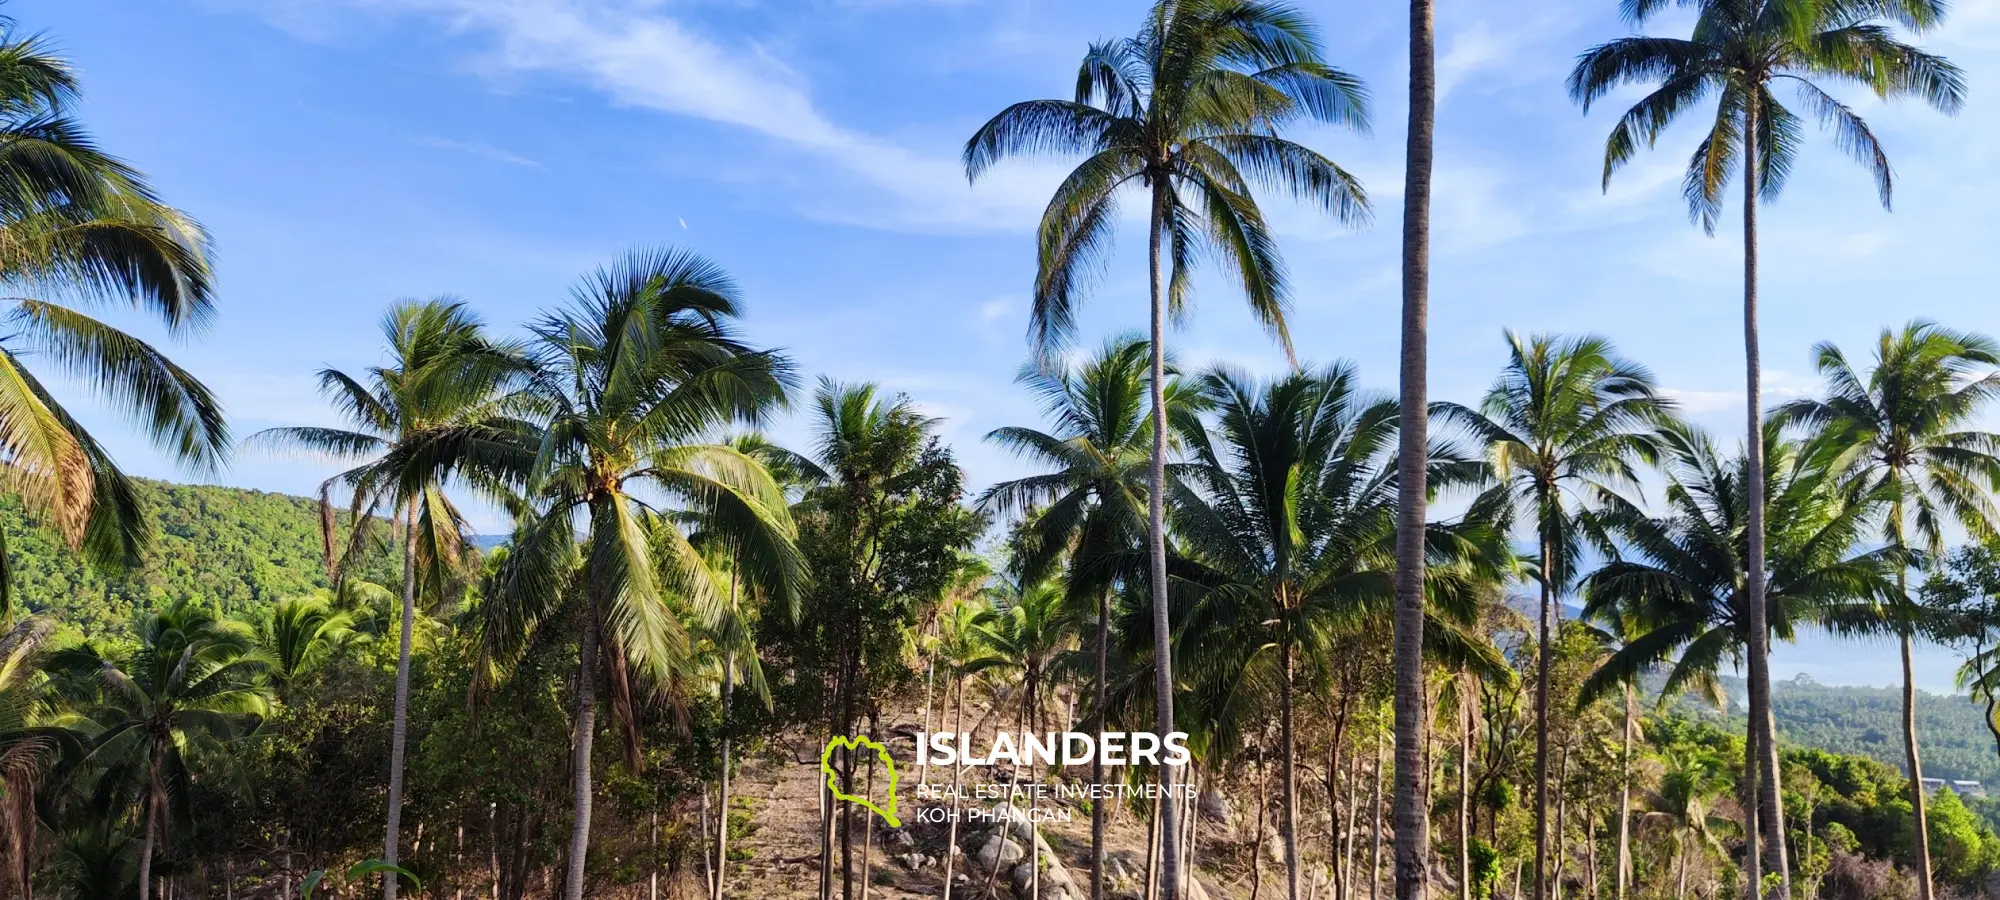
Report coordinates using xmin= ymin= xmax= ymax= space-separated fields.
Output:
xmin=22 ymin=0 xmax=2000 ymax=691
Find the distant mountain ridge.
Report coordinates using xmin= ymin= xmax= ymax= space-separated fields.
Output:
xmin=0 ymin=479 xmax=396 ymax=635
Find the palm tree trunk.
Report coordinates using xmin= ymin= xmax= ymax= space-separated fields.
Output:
xmin=1093 ymin=586 xmax=1111 ymax=900
xmin=562 ymin=595 xmax=601 ymax=900
xmin=1903 ymin=629 xmax=1935 ymax=900
xmin=1370 ymin=731 xmax=1384 ymax=900
xmin=1283 ymin=640 xmax=1302 ymax=900
xmin=1343 ymin=748 xmax=1359 ymax=900
xmin=944 ymin=675 xmax=967 ymax=900
xmin=1392 ymin=0 xmax=1436 ymax=898
xmin=1739 ymin=83 xmax=1790 ymax=900
xmin=1253 ymin=753 xmax=1272 ymax=900
xmin=1145 ymin=787 xmax=1162 ymax=900
xmin=1534 ymin=524 xmax=1554 ymax=900
xmin=1458 ymin=681 xmax=1472 ymax=900
xmin=1743 ymin=712 xmax=1761 ymax=896
xmin=716 ymin=655 xmax=735 ymax=900
xmin=1146 ymin=173 xmax=1183 ymax=900
xmin=138 ymin=784 xmax=159 ymax=900
xmin=384 ymin=496 xmax=420 ymax=900
xmin=1616 ymin=687 xmax=1633 ymax=900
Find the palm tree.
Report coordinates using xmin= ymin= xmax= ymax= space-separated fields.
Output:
xmin=0 ymin=617 xmax=67 ymax=897
xmin=1774 ymin=322 xmax=2000 ymax=900
xmin=976 ymin=578 xmax=1076 ymax=739
xmin=1173 ymin=363 xmax=1514 ymax=900
xmin=1570 ymin=3 xmax=1964 ymax=891
xmin=1392 ymin=0 xmax=1439 ymax=887
xmin=257 ymin=593 xmax=360 ymax=694
xmin=0 ymin=23 xmax=229 ymax=615
xmin=1437 ymin=332 xmax=1672 ymax=899
xmin=1640 ymin=749 xmax=1735 ymax=899
xmin=937 ymin=597 xmax=1005 ymax=900
xmin=480 ymin=248 xmax=803 ymax=900
xmin=50 ymin=598 xmax=274 ymax=900
xmin=252 ymin=298 xmax=525 ymax=897
xmin=964 ymin=6 xmax=1370 ymax=890
xmin=1580 ymin=421 xmax=1900 ymax=890
xmin=980 ymin=335 xmax=1191 ymax=900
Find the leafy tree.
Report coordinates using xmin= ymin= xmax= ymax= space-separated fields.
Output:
xmin=964 ymin=5 xmax=1370 ymax=891
xmin=1438 ymin=331 xmax=1672 ymax=899
xmin=1778 ymin=321 xmax=2000 ymax=897
xmin=480 ymin=248 xmax=802 ymax=900
xmin=1571 ymin=2 xmax=1966 ymax=891
xmin=50 ymin=598 xmax=273 ymax=900
xmin=257 ymin=593 xmax=360 ymax=695
xmin=0 ymin=21 xmax=228 ymax=616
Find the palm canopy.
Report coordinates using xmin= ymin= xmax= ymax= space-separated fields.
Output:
xmin=963 ymin=0 xmax=1370 ymax=359
xmin=980 ymin=335 xmax=1198 ymax=596
xmin=0 ymin=27 xmax=226 ymax=610
xmin=481 ymin=247 xmax=804 ymax=696
xmin=251 ymin=298 xmax=529 ymax=595
xmin=1568 ymin=0 xmax=1964 ymax=231
xmin=975 ymin=578 xmax=1077 ymax=731
xmin=1437 ymin=332 xmax=1676 ymax=593
xmin=1776 ymin=321 xmax=2000 ymax=563
xmin=1579 ymin=422 xmax=1902 ymax=706
xmin=1170 ymin=366 xmax=1513 ymax=733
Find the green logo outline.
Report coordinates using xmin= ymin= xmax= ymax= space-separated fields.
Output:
xmin=821 ymin=735 xmax=901 ymax=827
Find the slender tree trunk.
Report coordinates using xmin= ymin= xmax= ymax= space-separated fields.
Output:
xmin=384 ymin=497 xmax=420 ymax=900
xmin=701 ymin=789 xmax=717 ymax=899
xmin=945 ymin=676 xmax=967 ymax=900
xmin=1371 ymin=732 xmax=1385 ymax=900
xmin=1094 ymin=586 xmax=1112 ymax=900
xmin=717 ymin=655 xmax=735 ymax=900
xmin=138 ymin=781 xmax=160 ymax=900
xmin=1392 ymin=0 xmax=1436 ymax=897
xmin=650 ymin=806 xmax=660 ymax=900
xmin=1739 ymin=84 xmax=1790 ymax=900
xmin=1254 ymin=754 xmax=1272 ymax=900
xmin=1903 ymin=630 xmax=1934 ymax=900
xmin=1283 ymin=640 xmax=1302 ymax=900
xmin=1743 ymin=712 xmax=1761 ymax=896
xmin=1616 ymin=688 xmax=1633 ymax=900
xmin=1146 ymin=173 xmax=1183 ymax=900
xmin=1343 ymin=744 xmax=1360 ymax=900
xmin=1146 ymin=786 xmax=1163 ymax=900
xmin=1552 ymin=747 xmax=1568 ymax=900
xmin=1459 ymin=681 xmax=1472 ymax=900
xmin=562 ymin=594 xmax=602 ymax=900
xmin=1534 ymin=526 xmax=1553 ymax=900
xmin=861 ymin=714 xmax=879 ymax=900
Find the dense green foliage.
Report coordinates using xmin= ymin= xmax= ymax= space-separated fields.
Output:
xmin=0 ymin=479 xmax=394 ymax=634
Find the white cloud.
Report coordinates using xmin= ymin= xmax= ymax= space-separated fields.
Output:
xmin=978 ymin=296 xmax=1017 ymax=323
xmin=240 ymin=0 xmax=1064 ymax=232
xmin=416 ymin=136 xmax=543 ymax=167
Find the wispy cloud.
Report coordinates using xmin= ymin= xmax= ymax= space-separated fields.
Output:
xmin=242 ymin=0 xmax=1063 ymax=232
xmin=416 ymin=136 xmax=542 ymax=167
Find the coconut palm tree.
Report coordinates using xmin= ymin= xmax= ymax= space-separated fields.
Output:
xmin=1436 ymin=332 xmax=1673 ymax=899
xmin=1570 ymin=3 xmax=1965 ymax=890
xmin=1773 ymin=321 xmax=2000 ymax=900
xmin=49 ymin=598 xmax=274 ymax=900
xmin=0 ymin=617 xmax=69 ymax=897
xmin=0 ymin=23 xmax=229 ymax=615
xmin=980 ymin=335 xmax=1193 ymax=900
xmin=964 ymin=5 xmax=1369 ymax=888
xmin=1171 ymin=363 xmax=1512 ymax=900
xmin=256 ymin=593 xmax=361 ymax=694
xmin=479 ymin=247 xmax=804 ymax=900
xmin=1579 ymin=421 xmax=1901 ymax=878
xmin=251 ymin=298 xmax=527 ymax=897
xmin=1640 ymin=749 xmax=1735 ymax=899
xmin=976 ymin=578 xmax=1076 ymax=739
xmin=1392 ymin=0 xmax=1439 ymax=889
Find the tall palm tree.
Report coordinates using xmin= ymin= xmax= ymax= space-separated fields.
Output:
xmin=1393 ymin=0 xmax=1439 ymax=893
xmin=965 ymin=5 xmax=1369 ymax=889
xmin=1570 ymin=3 xmax=1964 ymax=891
xmin=1774 ymin=322 xmax=2000 ymax=900
xmin=1172 ymin=364 xmax=1510 ymax=900
xmin=480 ymin=248 xmax=804 ymax=900
xmin=1579 ymin=421 xmax=1900 ymax=882
xmin=1437 ymin=332 xmax=1672 ymax=899
xmin=976 ymin=578 xmax=1076 ymax=739
xmin=1640 ymin=749 xmax=1735 ymax=899
xmin=50 ymin=598 xmax=274 ymax=900
xmin=980 ymin=335 xmax=1191 ymax=900
xmin=252 ymin=298 xmax=525 ymax=898
xmin=0 ymin=617 xmax=67 ymax=897
xmin=0 ymin=23 xmax=228 ymax=615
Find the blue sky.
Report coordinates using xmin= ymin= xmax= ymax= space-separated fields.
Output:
xmin=25 ymin=0 xmax=2000 ymax=689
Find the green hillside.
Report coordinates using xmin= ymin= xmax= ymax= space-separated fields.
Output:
xmin=0 ymin=479 xmax=394 ymax=635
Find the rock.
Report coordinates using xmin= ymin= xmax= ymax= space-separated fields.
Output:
xmin=1198 ymin=788 xmax=1235 ymax=828
xmin=900 ymin=852 xmax=931 ymax=870
xmin=890 ymin=829 xmax=916 ymax=849
xmin=978 ymin=835 xmax=1026 ymax=870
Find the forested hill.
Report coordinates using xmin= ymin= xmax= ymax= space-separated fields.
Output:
xmin=0 ymin=479 xmax=393 ymax=635
xmin=1684 ymin=674 xmax=2000 ymax=786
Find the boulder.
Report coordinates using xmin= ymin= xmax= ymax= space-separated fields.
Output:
xmin=978 ymin=834 xmax=1026 ymax=870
